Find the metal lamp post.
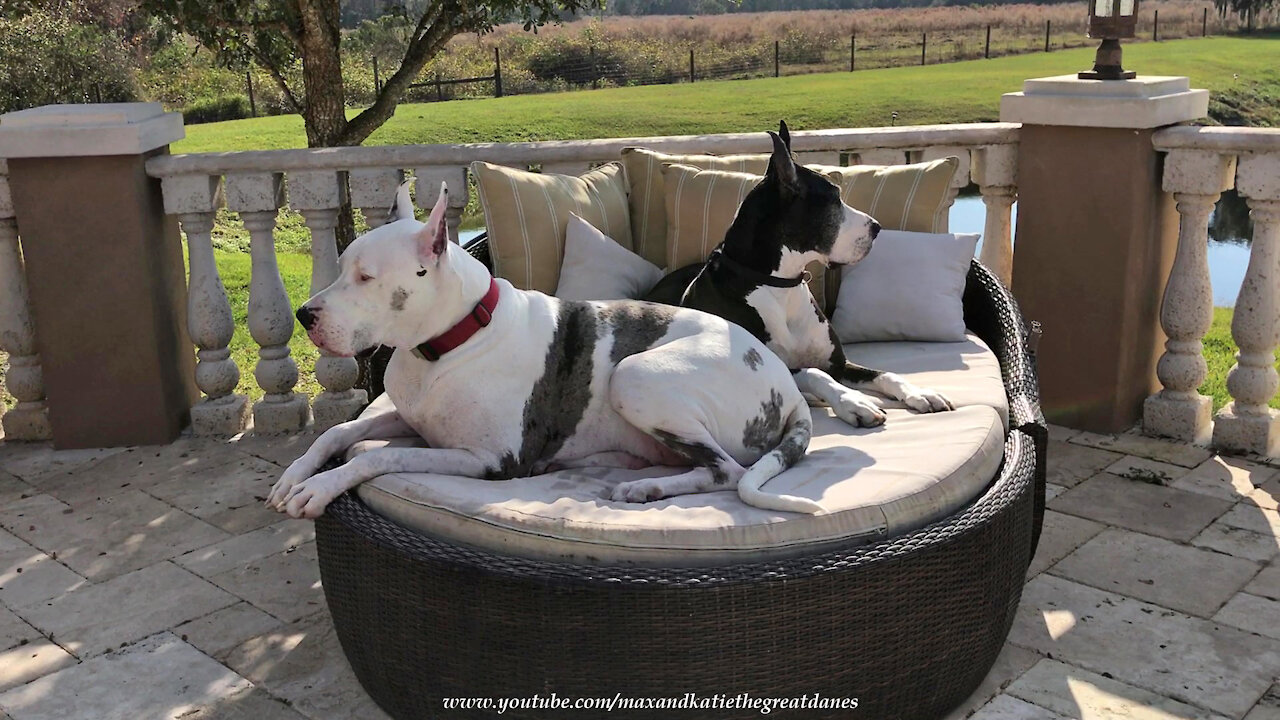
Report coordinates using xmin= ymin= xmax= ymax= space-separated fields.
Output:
xmin=1079 ymin=0 xmax=1138 ymax=80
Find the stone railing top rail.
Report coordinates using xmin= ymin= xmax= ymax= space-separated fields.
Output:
xmin=1154 ymin=125 xmax=1280 ymax=152
xmin=144 ymin=123 xmax=1021 ymax=177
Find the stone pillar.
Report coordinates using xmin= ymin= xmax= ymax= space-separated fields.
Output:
xmin=1001 ymin=76 xmax=1208 ymax=433
xmin=0 ymin=104 xmax=197 ymax=448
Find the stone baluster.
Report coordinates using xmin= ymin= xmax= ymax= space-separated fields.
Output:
xmin=224 ymin=172 xmax=310 ymax=433
xmin=349 ymin=168 xmax=405 ymax=229
xmin=1143 ymin=150 xmax=1236 ymax=445
xmin=161 ymin=174 xmax=250 ymax=436
xmin=0 ymin=163 xmax=51 ymax=440
xmin=413 ymin=166 xmax=470 ymax=245
xmin=290 ymin=170 xmax=367 ymax=430
xmin=973 ymin=144 xmax=1019 ymax=285
xmin=1214 ymin=152 xmax=1280 ymax=456
xmin=916 ymin=146 xmax=972 ymax=232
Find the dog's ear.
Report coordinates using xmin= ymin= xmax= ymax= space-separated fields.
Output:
xmin=416 ymin=181 xmax=450 ymax=266
xmin=389 ymin=179 xmax=416 ymax=223
xmin=778 ymin=120 xmax=791 ymax=150
xmin=767 ymin=131 xmax=800 ymax=195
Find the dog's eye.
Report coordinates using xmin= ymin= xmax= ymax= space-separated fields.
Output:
xmin=358 ymin=272 xmax=375 ymax=283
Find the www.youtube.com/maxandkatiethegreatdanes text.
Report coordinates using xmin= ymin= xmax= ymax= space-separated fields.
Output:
xmin=441 ymin=692 xmax=861 ymax=714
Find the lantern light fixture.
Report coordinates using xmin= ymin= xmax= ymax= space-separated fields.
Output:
xmin=1079 ymin=0 xmax=1139 ymax=80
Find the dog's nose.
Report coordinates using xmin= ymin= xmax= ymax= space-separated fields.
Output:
xmin=296 ymin=306 xmax=318 ymax=330
xmin=869 ymin=221 xmax=881 ymax=240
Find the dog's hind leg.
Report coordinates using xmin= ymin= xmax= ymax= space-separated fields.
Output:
xmin=535 ymin=452 xmax=653 ymax=473
xmin=608 ymin=425 xmax=746 ymax=503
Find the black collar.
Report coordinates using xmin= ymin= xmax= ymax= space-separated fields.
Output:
xmin=708 ymin=248 xmax=811 ymax=288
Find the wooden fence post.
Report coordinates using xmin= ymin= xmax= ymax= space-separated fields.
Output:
xmin=850 ymin=33 xmax=856 ymax=71
xmin=1203 ymin=7 xmax=1209 ymax=36
xmin=1045 ymin=20 xmax=1051 ymax=52
xmin=774 ymin=40 xmax=780 ymax=77
xmin=245 ymin=70 xmax=256 ymax=117
xmin=494 ymin=47 xmax=503 ymax=98
xmin=372 ymin=56 xmax=381 ymax=95
xmin=985 ymin=25 xmax=991 ymax=58
xmin=436 ymin=73 xmax=443 ymax=102
xmin=591 ymin=46 xmax=599 ymax=89
xmin=921 ymin=32 xmax=927 ymax=65
xmin=1154 ymin=9 xmax=1160 ymax=40
xmin=690 ymin=48 xmax=695 ymax=83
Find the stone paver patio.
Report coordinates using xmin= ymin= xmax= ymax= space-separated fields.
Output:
xmin=0 ymin=428 xmax=1276 ymax=719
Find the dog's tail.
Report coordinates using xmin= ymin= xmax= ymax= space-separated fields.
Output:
xmin=736 ymin=405 xmax=822 ymax=514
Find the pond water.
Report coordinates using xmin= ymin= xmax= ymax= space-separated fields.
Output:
xmin=461 ymin=191 xmax=1255 ymax=308
xmin=950 ymin=190 xmax=1254 ymax=308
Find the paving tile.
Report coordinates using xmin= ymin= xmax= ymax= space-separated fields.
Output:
xmin=174 ymin=602 xmax=283 ymax=662
xmin=0 ymin=491 xmax=228 ymax=581
xmin=1068 ymin=432 xmax=1213 ymax=468
xmin=208 ymin=542 xmax=324 ymax=623
xmin=175 ymin=687 xmax=307 ymax=720
xmin=146 ymin=455 xmax=286 ymax=534
xmin=1028 ymin=511 xmax=1106 ymax=579
xmin=1213 ymin=592 xmax=1280 ymax=641
xmin=1051 ymin=528 xmax=1260 ymax=617
xmin=230 ymin=432 xmax=318 ymax=469
xmin=0 ymin=444 xmax=125 ymax=483
xmin=1173 ymin=456 xmax=1280 ymax=503
xmin=1252 ymin=476 xmax=1280 ymax=511
xmin=1047 ymin=425 xmax=1079 ymax=443
xmin=942 ymin=644 xmax=1043 ymax=720
xmin=1245 ymin=561 xmax=1280 ymax=600
xmin=0 ymin=530 xmax=22 ymax=553
xmin=0 ymin=633 xmax=251 ymax=720
xmin=1104 ymin=456 xmax=1192 ymax=485
xmin=1008 ymin=574 xmax=1280 ymax=718
xmin=1046 ymin=441 xmax=1123 ymax=488
xmin=1044 ymin=484 xmax=1067 ymax=503
xmin=1007 ymin=659 xmax=1229 ymax=720
xmin=0 ymin=640 xmax=76 ymax=693
xmin=0 ymin=546 xmax=86 ymax=608
xmin=1217 ymin=503 xmax=1280 ymax=537
xmin=969 ymin=695 xmax=1068 ymax=720
xmin=222 ymin=612 xmax=391 ymax=720
xmin=1049 ymin=474 xmax=1231 ymax=542
xmin=1192 ymin=521 xmax=1279 ymax=564
xmin=31 ymin=439 xmax=242 ymax=508
xmin=0 ymin=473 xmax=34 ymax=508
xmin=14 ymin=562 xmax=238 ymax=658
xmin=175 ymin=520 xmax=315 ymax=579
xmin=0 ymin=606 xmax=38 ymax=653
xmin=1245 ymin=686 xmax=1280 ymax=720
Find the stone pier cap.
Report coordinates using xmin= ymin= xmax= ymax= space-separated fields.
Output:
xmin=1002 ymin=75 xmax=1209 ymax=129
xmin=0 ymin=103 xmax=184 ymax=158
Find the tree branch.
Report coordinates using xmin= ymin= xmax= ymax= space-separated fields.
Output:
xmin=247 ymin=43 xmax=303 ymax=113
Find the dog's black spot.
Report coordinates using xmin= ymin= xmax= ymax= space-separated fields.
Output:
xmin=487 ymin=301 xmax=597 ymax=479
xmin=390 ymin=287 xmax=409 ymax=312
xmin=597 ymin=301 xmax=675 ymax=364
xmin=742 ymin=389 xmax=785 ymax=453
xmin=416 ymin=267 xmax=427 ymax=277
xmin=776 ymin=416 xmax=811 ymax=467
xmin=652 ymin=429 xmax=729 ymax=484
xmin=743 ymin=348 xmax=764 ymax=371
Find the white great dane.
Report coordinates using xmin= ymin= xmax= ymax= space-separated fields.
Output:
xmin=267 ymin=181 xmax=823 ymax=518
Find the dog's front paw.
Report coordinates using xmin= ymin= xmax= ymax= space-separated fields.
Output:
xmin=611 ymin=479 xmax=666 ymax=503
xmin=268 ymin=461 xmax=315 ymax=510
xmin=902 ymin=386 xmax=954 ymax=414
xmin=280 ymin=472 xmax=345 ymax=519
xmin=833 ymin=390 xmax=887 ymax=427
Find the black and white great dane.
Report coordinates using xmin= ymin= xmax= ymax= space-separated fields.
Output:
xmin=646 ymin=122 xmax=953 ymax=427
xmin=267 ymin=181 xmax=827 ymax=518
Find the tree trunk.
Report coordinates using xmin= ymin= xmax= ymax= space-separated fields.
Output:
xmin=297 ymin=0 xmax=347 ymax=148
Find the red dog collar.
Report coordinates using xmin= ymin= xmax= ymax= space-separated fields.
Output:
xmin=411 ymin=277 xmax=500 ymax=362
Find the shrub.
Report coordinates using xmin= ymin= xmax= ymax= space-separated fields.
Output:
xmin=182 ymin=94 xmax=253 ymax=124
xmin=0 ymin=9 xmax=138 ymax=113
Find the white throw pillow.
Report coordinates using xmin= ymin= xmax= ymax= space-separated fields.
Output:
xmin=831 ymin=229 xmax=980 ymax=343
xmin=554 ymin=213 xmax=664 ymax=302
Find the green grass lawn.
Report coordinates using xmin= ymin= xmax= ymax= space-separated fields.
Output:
xmin=175 ymin=35 xmax=1280 ymax=153
xmin=187 ymin=35 xmax=1280 ymax=412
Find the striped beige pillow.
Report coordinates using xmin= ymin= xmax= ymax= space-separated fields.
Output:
xmin=472 ymin=161 xmax=632 ymax=294
xmin=660 ymin=157 xmax=960 ymax=314
xmin=620 ymin=148 xmax=770 ymax=269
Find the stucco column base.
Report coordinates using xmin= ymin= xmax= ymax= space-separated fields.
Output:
xmin=1002 ymin=76 xmax=1208 ymax=433
xmin=2 ymin=406 xmax=52 ymax=441
xmin=1212 ymin=404 xmax=1280 ymax=457
xmin=253 ymin=393 xmax=311 ymax=435
xmin=312 ymin=390 xmax=369 ymax=432
xmin=0 ymin=104 xmax=195 ymax=449
xmin=1143 ymin=393 xmax=1213 ymax=445
xmin=191 ymin=394 xmax=251 ymax=437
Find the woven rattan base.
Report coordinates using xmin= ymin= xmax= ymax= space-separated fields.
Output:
xmin=314 ymin=258 xmax=1046 ymax=719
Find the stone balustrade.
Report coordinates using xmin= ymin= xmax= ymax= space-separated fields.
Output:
xmin=1146 ymin=126 xmax=1280 ymax=456
xmin=0 ymin=160 xmax=52 ymax=440
xmin=135 ymin=124 xmax=1021 ymax=436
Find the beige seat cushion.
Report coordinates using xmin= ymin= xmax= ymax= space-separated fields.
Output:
xmin=472 ymin=160 xmax=631 ymax=294
xmin=620 ymin=148 xmax=770 ymax=268
xmin=348 ymin=335 xmax=1007 ymax=567
xmin=659 ymin=157 xmax=960 ymax=315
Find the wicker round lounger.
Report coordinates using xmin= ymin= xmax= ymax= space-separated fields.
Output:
xmin=315 ymin=244 xmax=1047 ymax=720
